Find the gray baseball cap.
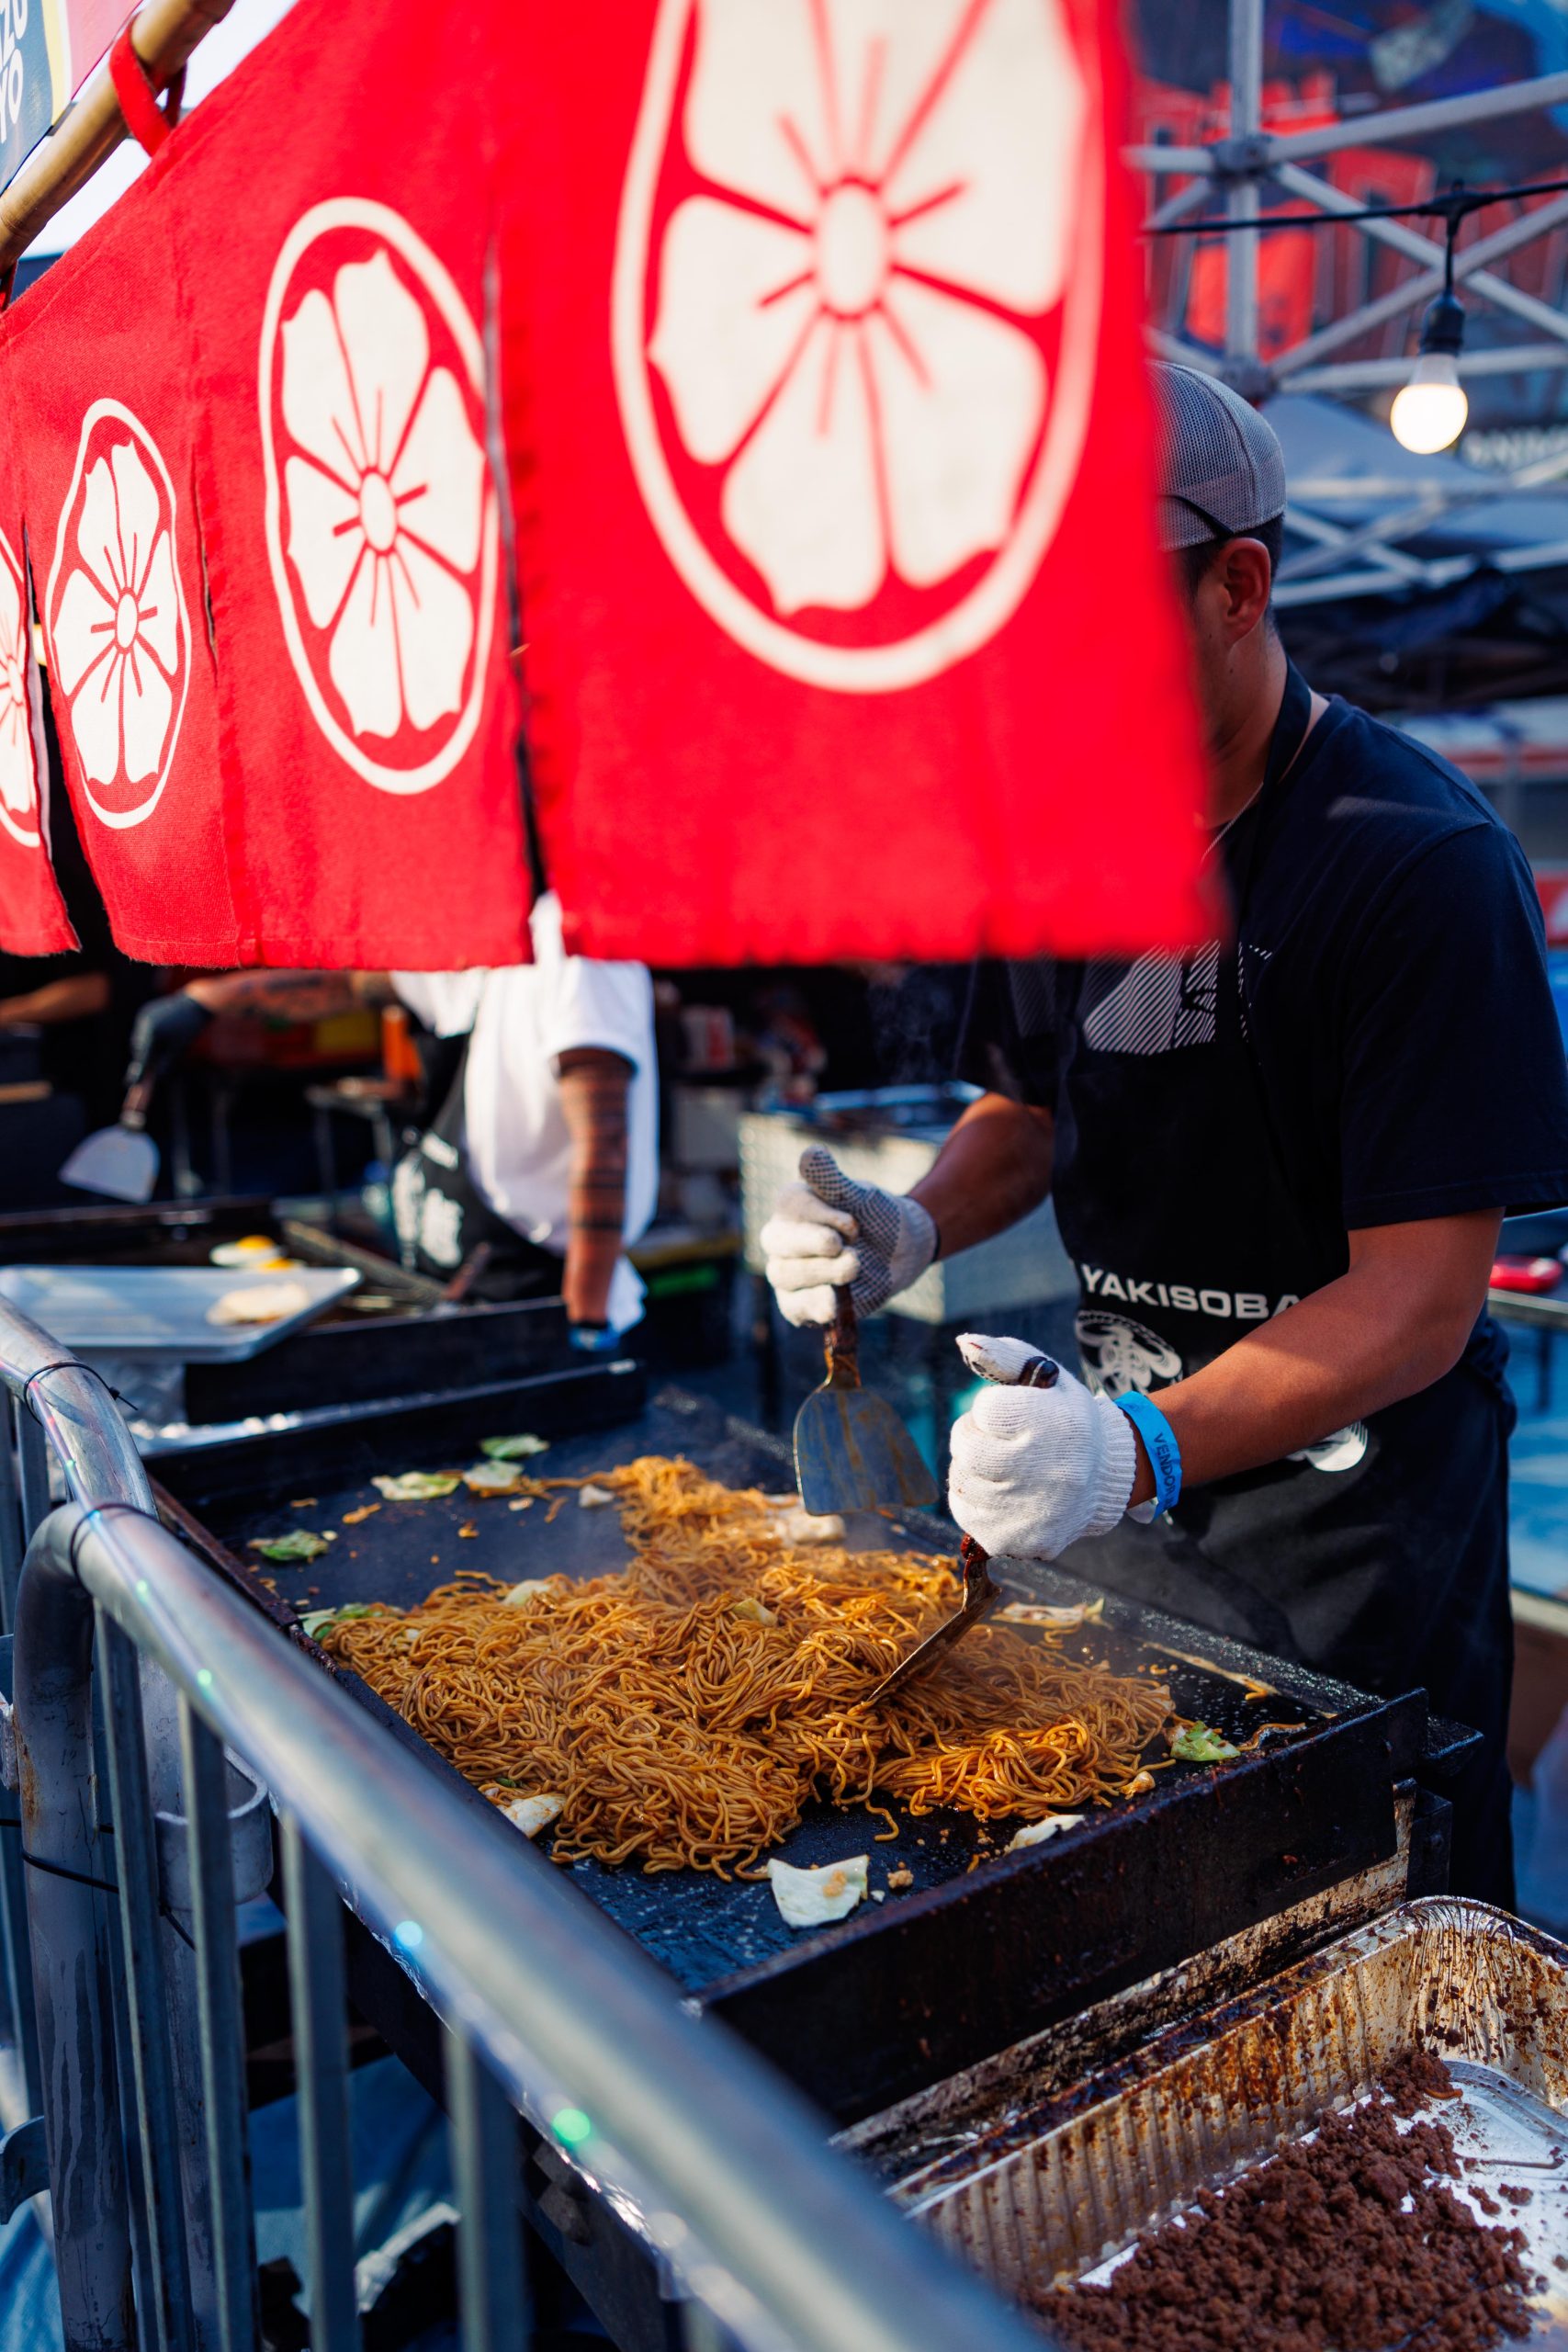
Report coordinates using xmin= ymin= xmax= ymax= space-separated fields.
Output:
xmin=1151 ymin=362 xmax=1287 ymax=552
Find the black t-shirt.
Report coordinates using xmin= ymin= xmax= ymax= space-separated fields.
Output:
xmin=964 ymin=675 xmax=1568 ymax=1817
xmin=971 ymin=685 xmax=1568 ymax=1404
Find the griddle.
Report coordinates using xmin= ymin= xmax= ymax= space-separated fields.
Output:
xmin=152 ymin=1378 xmax=1449 ymax=2127
xmin=0 ymin=1195 xmax=570 ymax=1419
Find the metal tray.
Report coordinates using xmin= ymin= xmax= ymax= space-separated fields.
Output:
xmin=0 ymin=1264 xmax=360 ymax=1359
xmin=896 ymin=1897 xmax=1568 ymax=2337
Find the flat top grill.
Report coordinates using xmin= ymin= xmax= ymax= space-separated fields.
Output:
xmin=156 ymin=1381 xmax=1427 ymax=2121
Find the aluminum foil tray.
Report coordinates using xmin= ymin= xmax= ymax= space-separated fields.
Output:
xmin=896 ymin=1898 xmax=1568 ymax=2337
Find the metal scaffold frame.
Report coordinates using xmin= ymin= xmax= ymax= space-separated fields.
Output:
xmin=1132 ymin=5 xmax=1568 ymax=608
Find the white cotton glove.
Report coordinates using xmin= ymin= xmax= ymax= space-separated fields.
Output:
xmin=758 ymin=1146 xmax=938 ymax=1328
xmin=948 ymin=1336 xmax=1138 ymax=1560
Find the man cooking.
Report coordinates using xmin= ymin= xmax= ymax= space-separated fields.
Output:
xmin=127 ymin=890 xmax=657 ymax=1344
xmin=761 ymin=365 xmax=1568 ymax=1905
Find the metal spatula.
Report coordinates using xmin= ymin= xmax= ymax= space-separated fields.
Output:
xmin=60 ymin=1079 xmax=159 ymax=1204
xmin=793 ymin=1287 xmax=936 ymax=1518
xmin=864 ymin=1343 xmax=1060 ymax=1707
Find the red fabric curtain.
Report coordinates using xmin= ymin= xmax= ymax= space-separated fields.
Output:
xmin=0 ymin=0 xmax=1212 ymax=970
xmin=497 ymin=0 xmax=1215 ymax=963
xmin=6 ymin=181 xmax=243 ymax=963
xmin=0 ymin=0 xmax=532 ymax=970
xmin=164 ymin=0 xmax=532 ymax=969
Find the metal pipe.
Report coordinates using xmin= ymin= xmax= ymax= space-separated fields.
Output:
xmin=102 ymin=1878 xmax=158 ymax=2352
xmin=0 ymin=1299 xmax=153 ymax=1522
xmin=0 ymin=0 xmax=239 ymax=273
xmin=1270 ymin=188 xmax=1568 ymax=379
xmin=1290 ymin=343 xmax=1568 ymax=391
xmin=447 ymin=2030 xmax=529 ymax=2352
xmin=13 ymin=1517 xmax=133 ymax=2352
xmin=1269 ymin=70 xmax=1568 ymax=163
xmin=1271 ymin=161 xmax=1568 ymax=353
xmin=1280 ymin=504 xmax=1429 ymax=582
xmin=1272 ymin=559 xmax=1469 ymax=605
xmin=1147 ymin=327 xmax=1223 ymax=372
xmin=279 ymin=1817 xmax=358 ymax=2352
xmin=0 ymin=1398 xmax=25 ymax=1626
xmin=1124 ymin=143 xmax=1214 ymax=174
xmin=96 ymin=1618 xmax=193 ymax=2352
xmin=54 ymin=1501 xmax=1044 ymax=2352
xmin=0 ymin=1298 xmax=202 ymax=2350
xmin=1147 ymin=175 xmax=1216 ymax=232
xmin=17 ymin=1411 xmax=51 ymax=1555
xmin=1225 ymin=0 xmax=1263 ymax=363
xmin=177 ymin=1704 xmax=257 ymax=2352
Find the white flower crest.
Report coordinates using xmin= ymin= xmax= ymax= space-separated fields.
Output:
xmin=0 ymin=541 xmax=38 ymax=826
xmin=52 ymin=437 xmax=181 ymax=791
xmin=647 ymin=0 xmax=1086 ymax=617
xmin=278 ymin=247 xmax=486 ymax=742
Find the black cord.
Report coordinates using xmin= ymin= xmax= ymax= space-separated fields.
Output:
xmin=19 ymin=1848 xmax=118 ymax=1895
xmin=20 ymin=1359 xmax=150 ymax=1425
xmin=1145 ymin=170 xmax=1568 ymax=236
xmin=0 ymin=1820 xmax=111 ymax=1834
xmin=6 ymin=1831 xmax=198 ymax=1947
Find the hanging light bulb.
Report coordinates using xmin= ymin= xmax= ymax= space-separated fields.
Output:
xmin=1391 ymin=234 xmax=1468 ymax=455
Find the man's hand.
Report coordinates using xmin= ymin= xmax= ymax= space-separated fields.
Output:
xmin=1123 ymin=1208 xmax=1506 ymax=1505
xmin=760 ymin=1146 xmax=937 ymax=1326
xmin=125 ymin=992 xmax=213 ymax=1091
xmin=948 ymin=1344 xmax=1137 ymax=1559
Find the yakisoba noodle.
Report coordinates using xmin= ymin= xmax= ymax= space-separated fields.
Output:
xmin=323 ymin=1456 xmax=1173 ymax=1875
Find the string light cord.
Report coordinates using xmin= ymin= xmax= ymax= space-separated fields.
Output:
xmin=1143 ymin=174 xmax=1568 ymax=238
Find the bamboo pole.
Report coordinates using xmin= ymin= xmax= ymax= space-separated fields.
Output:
xmin=0 ymin=0 xmax=238 ymax=275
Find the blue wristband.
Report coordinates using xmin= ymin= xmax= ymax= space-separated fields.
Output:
xmin=1116 ymin=1391 xmax=1181 ymax=1518
xmin=569 ymin=1324 xmax=620 ymax=1355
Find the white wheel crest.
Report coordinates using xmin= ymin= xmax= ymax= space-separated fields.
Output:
xmin=0 ymin=528 xmax=41 ymax=849
xmin=259 ymin=200 xmax=499 ymax=795
xmin=44 ymin=402 xmax=191 ymax=831
xmin=612 ymin=0 xmax=1102 ymax=694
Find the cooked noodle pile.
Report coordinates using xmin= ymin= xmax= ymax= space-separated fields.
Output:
xmin=323 ymin=1455 xmax=1173 ymax=1875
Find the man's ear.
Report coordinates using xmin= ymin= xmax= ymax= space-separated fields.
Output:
xmin=1214 ymin=537 xmax=1272 ymax=641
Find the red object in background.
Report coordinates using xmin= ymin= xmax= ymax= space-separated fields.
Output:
xmin=59 ymin=2 xmax=138 ymax=94
xmin=1490 ymin=1256 xmax=1562 ymax=1295
xmin=502 ymin=0 xmax=1215 ymax=965
xmin=1537 ymin=867 xmax=1568 ymax=947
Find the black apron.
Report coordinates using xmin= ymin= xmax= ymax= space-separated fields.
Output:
xmin=390 ymin=1032 xmax=564 ymax=1304
xmin=1048 ymin=666 xmax=1516 ymax=1903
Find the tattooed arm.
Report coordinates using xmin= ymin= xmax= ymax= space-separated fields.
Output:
xmin=0 ymin=973 xmax=110 ymax=1026
xmin=185 ymin=971 xmax=397 ymax=1020
xmin=557 ymin=1046 xmax=633 ymax=1327
xmin=126 ymin=970 xmax=397 ymax=1091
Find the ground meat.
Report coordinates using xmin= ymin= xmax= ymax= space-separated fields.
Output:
xmin=1037 ymin=2052 xmax=1532 ymax=2352
xmin=1380 ymin=2044 xmax=1463 ymax=2116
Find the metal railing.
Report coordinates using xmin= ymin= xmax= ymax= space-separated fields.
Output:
xmin=0 ymin=1297 xmax=1048 ymax=2352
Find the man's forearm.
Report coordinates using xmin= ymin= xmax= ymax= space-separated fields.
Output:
xmin=1130 ymin=1208 xmax=1503 ymax=1504
xmin=0 ymin=973 xmax=110 ymax=1025
xmin=186 ymin=971 xmax=394 ymax=1021
xmin=909 ymin=1091 xmax=1054 ymax=1258
xmin=558 ymin=1048 xmax=632 ymax=1324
